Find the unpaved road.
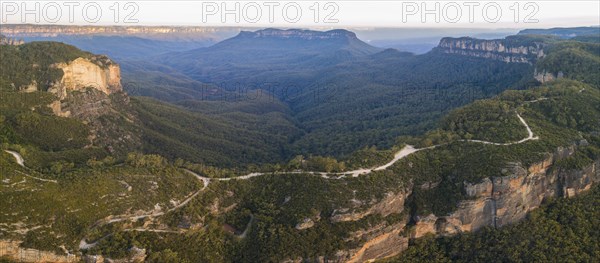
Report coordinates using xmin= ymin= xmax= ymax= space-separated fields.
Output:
xmin=230 ymin=110 xmax=539 ymax=180
xmin=459 ymin=112 xmax=538 ymax=146
xmin=4 ymin=150 xmax=24 ymax=167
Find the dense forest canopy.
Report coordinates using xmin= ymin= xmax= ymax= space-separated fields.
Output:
xmin=0 ymin=26 xmax=599 ymax=262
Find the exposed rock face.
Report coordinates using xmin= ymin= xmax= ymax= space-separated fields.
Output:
xmin=409 ymin=146 xmax=599 ymax=239
xmin=44 ymin=57 xmax=141 ymax=153
xmin=295 ymin=218 xmax=315 ymax=230
xmin=534 ymin=69 xmax=564 ymax=83
xmin=1 ymin=24 xmax=226 ymax=41
xmin=0 ymin=240 xmax=79 ymax=262
xmin=345 ymin=222 xmax=410 ymax=263
xmin=331 ymin=190 xmax=411 ymax=222
xmin=0 ymin=240 xmax=148 ymax=263
xmin=54 ymin=88 xmax=114 ymax=120
xmin=438 ymin=37 xmax=546 ymax=63
xmin=51 ymin=57 xmax=122 ymax=99
xmin=0 ymin=35 xmax=24 ymax=45
xmin=332 ymin=145 xmax=599 ymax=262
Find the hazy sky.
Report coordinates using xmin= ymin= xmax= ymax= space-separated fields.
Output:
xmin=1 ymin=1 xmax=599 ymax=28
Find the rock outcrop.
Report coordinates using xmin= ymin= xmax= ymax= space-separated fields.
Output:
xmin=50 ymin=56 xmax=122 ymax=99
xmin=331 ymin=190 xmax=411 ymax=223
xmin=0 ymin=240 xmax=79 ymax=263
xmin=437 ymin=37 xmax=546 ymax=64
xmin=43 ymin=56 xmax=141 ymax=152
xmin=411 ymin=146 xmax=599 ymax=239
xmin=295 ymin=218 xmax=315 ymax=230
xmin=0 ymin=34 xmax=24 ymax=45
xmin=345 ymin=222 xmax=410 ymax=263
xmin=332 ymin=144 xmax=599 ymax=262
xmin=534 ymin=69 xmax=564 ymax=83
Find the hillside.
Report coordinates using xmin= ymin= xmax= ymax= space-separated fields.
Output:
xmin=1 ymin=27 xmax=600 ymax=262
xmin=387 ymin=184 xmax=600 ymax=262
xmin=0 ymin=42 xmax=303 ymax=169
xmin=78 ymin=80 xmax=600 ymax=263
xmin=156 ymin=28 xmax=382 ymax=84
xmin=150 ymin=29 xmax=540 ymax=158
xmin=518 ymin=26 xmax=600 ymax=38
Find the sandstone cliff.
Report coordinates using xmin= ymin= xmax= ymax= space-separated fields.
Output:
xmin=437 ymin=37 xmax=546 ymax=64
xmin=0 ymin=24 xmax=229 ymax=41
xmin=49 ymin=56 xmax=122 ymax=99
xmin=0 ymin=240 xmax=79 ymax=263
xmin=0 ymin=240 xmax=145 ymax=263
xmin=0 ymin=34 xmax=24 ymax=45
xmin=330 ymin=143 xmax=599 ymax=262
xmin=534 ymin=69 xmax=564 ymax=83
xmin=331 ymin=190 xmax=411 ymax=223
xmin=44 ymin=56 xmax=141 ymax=153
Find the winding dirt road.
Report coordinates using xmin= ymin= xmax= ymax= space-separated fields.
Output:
xmin=4 ymin=150 xmax=24 ymax=167
xmin=14 ymin=100 xmax=541 ymax=250
xmin=227 ymin=110 xmax=539 ymax=180
xmin=459 ymin=112 xmax=538 ymax=146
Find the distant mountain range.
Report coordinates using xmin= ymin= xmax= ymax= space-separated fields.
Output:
xmin=0 ymin=24 xmax=241 ymax=40
xmin=519 ymin=26 xmax=600 ymax=38
xmin=151 ymin=28 xmax=538 ymax=157
xmin=1 ymin=25 xmax=599 ymax=263
xmin=155 ymin=28 xmax=381 ymax=84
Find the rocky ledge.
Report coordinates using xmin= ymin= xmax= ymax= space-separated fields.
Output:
xmin=326 ymin=142 xmax=599 ymax=262
xmin=437 ymin=37 xmax=546 ymax=63
xmin=49 ymin=56 xmax=122 ymax=99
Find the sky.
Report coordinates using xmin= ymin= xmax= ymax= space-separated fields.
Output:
xmin=1 ymin=1 xmax=599 ymax=29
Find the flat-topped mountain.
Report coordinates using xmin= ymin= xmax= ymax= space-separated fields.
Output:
xmin=0 ymin=24 xmax=244 ymax=60
xmin=1 ymin=26 xmax=600 ymax=263
xmin=518 ymin=26 xmax=600 ymax=38
xmin=211 ymin=28 xmax=379 ymax=52
xmin=238 ymin=28 xmax=357 ymax=39
xmin=156 ymin=28 xmax=381 ymax=83
xmin=218 ymin=28 xmax=381 ymax=55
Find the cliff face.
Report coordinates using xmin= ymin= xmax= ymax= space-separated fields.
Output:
xmin=438 ymin=37 xmax=546 ymax=63
xmin=0 ymin=24 xmax=229 ymax=41
xmin=331 ymin=190 xmax=411 ymax=223
xmin=534 ymin=69 xmax=564 ymax=83
xmin=0 ymin=240 xmax=79 ymax=263
xmin=45 ymin=56 xmax=141 ymax=153
xmin=50 ymin=56 xmax=122 ymax=99
xmin=0 ymin=240 xmax=145 ymax=263
xmin=332 ymin=144 xmax=599 ymax=262
xmin=0 ymin=35 xmax=24 ymax=45
xmin=432 ymin=145 xmax=599 ymax=235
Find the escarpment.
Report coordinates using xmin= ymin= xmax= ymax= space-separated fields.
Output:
xmin=534 ymin=69 xmax=563 ymax=83
xmin=49 ymin=56 xmax=122 ymax=99
xmin=438 ymin=37 xmax=546 ymax=63
xmin=43 ymin=55 xmax=141 ymax=152
xmin=331 ymin=143 xmax=600 ymax=262
xmin=331 ymin=189 xmax=411 ymax=223
xmin=45 ymin=55 xmax=123 ymax=117
xmin=0 ymin=240 xmax=79 ymax=263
